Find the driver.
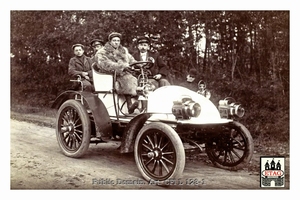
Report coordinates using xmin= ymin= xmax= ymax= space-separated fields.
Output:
xmin=132 ymin=35 xmax=170 ymax=88
xmin=94 ymin=32 xmax=139 ymax=114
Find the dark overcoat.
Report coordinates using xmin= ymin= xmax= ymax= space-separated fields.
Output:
xmin=132 ymin=50 xmax=169 ymax=77
xmin=68 ymin=55 xmax=93 ymax=78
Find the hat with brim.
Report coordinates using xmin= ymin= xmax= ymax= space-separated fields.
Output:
xmin=137 ymin=36 xmax=150 ymax=44
xmin=108 ymin=32 xmax=122 ymax=41
xmin=72 ymin=44 xmax=84 ymax=50
xmin=150 ymin=34 xmax=160 ymax=42
xmin=90 ymin=39 xmax=104 ymax=47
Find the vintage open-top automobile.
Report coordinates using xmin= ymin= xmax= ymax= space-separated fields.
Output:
xmin=51 ymin=61 xmax=254 ymax=183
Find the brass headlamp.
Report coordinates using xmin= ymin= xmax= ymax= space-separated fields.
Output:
xmin=218 ymin=97 xmax=245 ymax=118
xmin=172 ymin=96 xmax=201 ymax=119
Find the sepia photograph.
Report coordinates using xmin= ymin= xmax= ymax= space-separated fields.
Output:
xmin=6 ymin=0 xmax=297 ymax=197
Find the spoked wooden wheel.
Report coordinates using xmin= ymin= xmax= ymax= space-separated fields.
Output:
xmin=205 ymin=121 xmax=254 ymax=170
xmin=134 ymin=122 xmax=185 ymax=183
xmin=55 ymin=99 xmax=91 ymax=158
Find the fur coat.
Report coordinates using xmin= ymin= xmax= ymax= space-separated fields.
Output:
xmin=95 ymin=42 xmax=137 ymax=96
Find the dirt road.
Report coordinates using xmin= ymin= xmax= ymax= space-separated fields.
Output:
xmin=10 ymin=118 xmax=279 ymax=189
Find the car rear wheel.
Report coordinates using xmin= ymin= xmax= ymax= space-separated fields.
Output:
xmin=55 ymin=99 xmax=91 ymax=158
xmin=205 ymin=121 xmax=254 ymax=170
xmin=134 ymin=122 xmax=185 ymax=183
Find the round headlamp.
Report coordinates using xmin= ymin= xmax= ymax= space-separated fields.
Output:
xmin=218 ymin=97 xmax=245 ymax=118
xmin=172 ymin=96 xmax=201 ymax=119
xmin=229 ymin=103 xmax=245 ymax=118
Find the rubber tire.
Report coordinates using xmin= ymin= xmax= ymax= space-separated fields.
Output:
xmin=134 ymin=122 xmax=185 ymax=183
xmin=55 ymin=99 xmax=91 ymax=158
xmin=205 ymin=121 xmax=254 ymax=170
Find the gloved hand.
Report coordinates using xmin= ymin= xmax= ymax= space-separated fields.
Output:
xmin=147 ymin=57 xmax=155 ymax=63
xmin=153 ymin=74 xmax=162 ymax=80
xmin=81 ymin=72 xmax=90 ymax=80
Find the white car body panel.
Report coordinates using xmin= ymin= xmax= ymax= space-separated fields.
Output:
xmin=147 ymin=86 xmax=232 ymax=124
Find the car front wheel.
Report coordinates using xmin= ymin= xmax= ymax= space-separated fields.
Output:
xmin=134 ymin=122 xmax=185 ymax=183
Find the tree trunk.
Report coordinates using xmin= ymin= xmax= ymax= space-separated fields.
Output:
xmin=231 ymin=49 xmax=237 ymax=81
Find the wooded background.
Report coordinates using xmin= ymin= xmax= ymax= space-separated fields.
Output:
xmin=10 ymin=11 xmax=289 ymax=141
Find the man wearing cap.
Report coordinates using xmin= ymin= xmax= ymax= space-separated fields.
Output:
xmin=68 ymin=44 xmax=94 ymax=92
xmin=94 ymin=32 xmax=138 ymax=114
xmin=90 ymin=38 xmax=104 ymax=59
xmin=132 ymin=35 xmax=170 ymax=89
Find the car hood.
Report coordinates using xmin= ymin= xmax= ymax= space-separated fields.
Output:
xmin=147 ymin=85 xmax=225 ymax=123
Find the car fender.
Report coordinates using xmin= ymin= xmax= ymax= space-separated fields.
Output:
xmin=51 ymin=90 xmax=77 ymax=110
xmin=119 ymin=113 xmax=151 ymax=153
xmin=51 ymin=90 xmax=112 ymax=136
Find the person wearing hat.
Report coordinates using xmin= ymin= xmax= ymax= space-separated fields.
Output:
xmin=90 ymin=38 xmax=104 ymax=59
xmin=179 ymin=68 xmax=199 ymax=91
xmin=68 ymin=44 xmax=94 ymax=92
xmin=94 ymin=32 xmax=139 ymax=114
xmin=132 ymin=35 xmax=170 ymax=89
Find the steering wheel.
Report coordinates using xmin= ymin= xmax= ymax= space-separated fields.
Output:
xmin=129 ymin=61 xmax=153 ymax=70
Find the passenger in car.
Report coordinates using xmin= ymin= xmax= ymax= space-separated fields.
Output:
xmin=94 ymin=32 xmax=138 ymax=114
xmin=68 ymin=44 xmax=94 ymax=92
xmin=90 ymin=38 xmax=104 ymax=61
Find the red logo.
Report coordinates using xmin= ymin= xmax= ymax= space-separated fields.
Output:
xmin=262 ymin=170 xmax=284 ymax=177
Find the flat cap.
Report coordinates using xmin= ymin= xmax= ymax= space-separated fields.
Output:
xmin=108 ymin=32 xmax=122 ymax=41
xmin=90 ymin=38 xmax=104 ymax=47
xmin=72 ymin=44 xmax=84 ymax=50
xmin=137 ymin=36 xmax=150 ymax=44
xmin=150 ymin=34 xmax=160 ymax=42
